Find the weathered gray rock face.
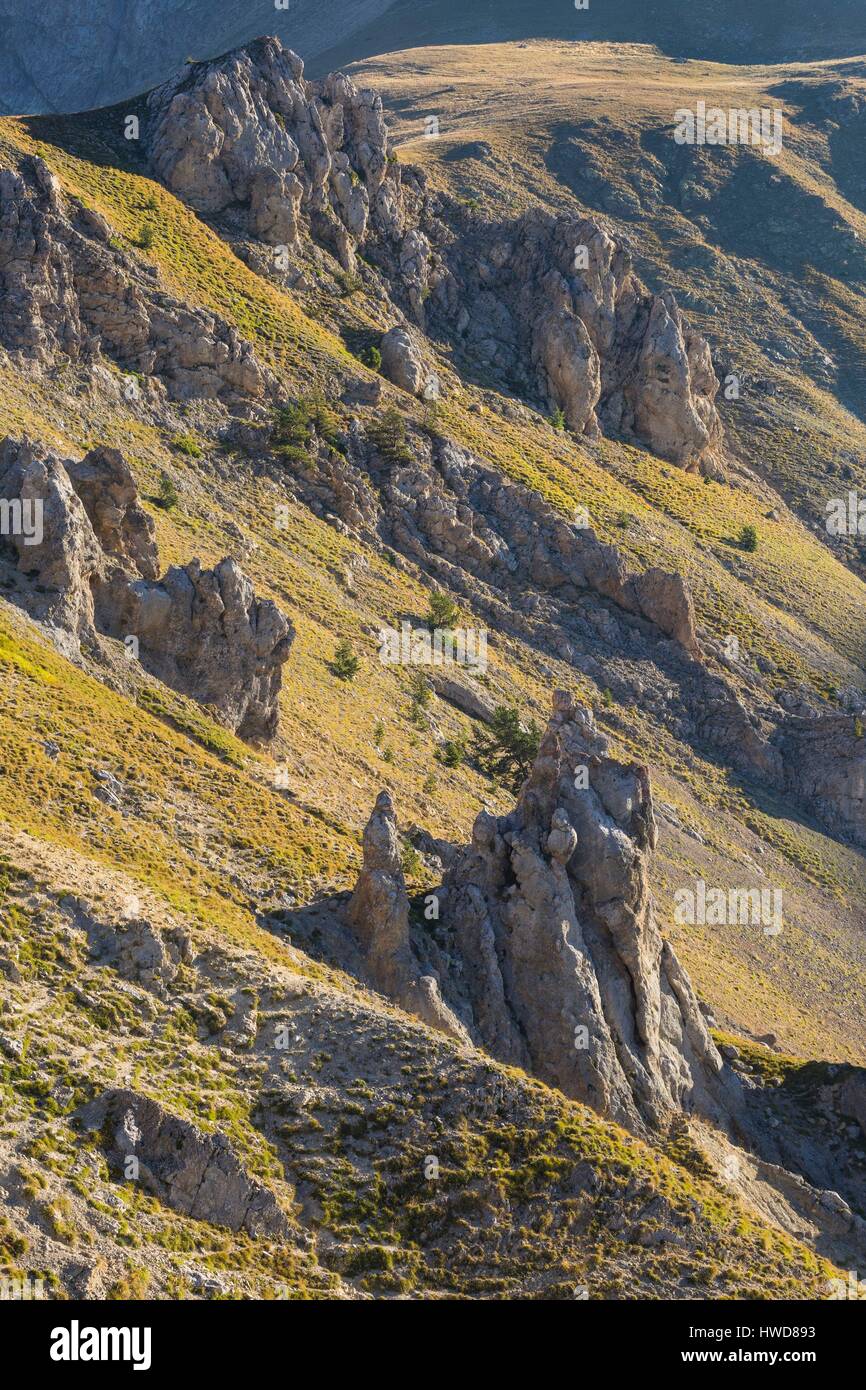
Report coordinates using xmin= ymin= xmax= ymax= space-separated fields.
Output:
xmin=145 ymin=38 xmax=423 ymax=273
xmin=78 ymin=1088 xmax=289 ymax=1238
xmin=0 ymin=440 xmax=101 ymax=648
xmin=346 ymin=790 xmax=469 ymax=1042
xmin=0 ymin=437 xmax=293 ymax=740
xmin=445 ymin=215 xmax=724 ymax=473
xmin=0 ymin=155 xmax=266 ymax=402
xmin=63 ymin=447 xmax=160 ymax=581
xmin=379 ymin=325 xmax=427 ymax=395
xmin=774 ymin=714 xmax=866 ymax=848
xmin=442 ymin=691 xmax=736 ymax=1132
xmin=363 ymin=433 xmax=703 ymax=658
xmin=106 ymin=556 xmax=294 ymax=742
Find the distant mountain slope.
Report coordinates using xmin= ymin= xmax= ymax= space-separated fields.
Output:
xmin=3 ymin=0 xmax=866 ymax=115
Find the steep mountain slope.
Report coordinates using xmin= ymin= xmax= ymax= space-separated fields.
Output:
xmin=1 ymin=34 xmax=865 ymax=1299
xmin=353 ymin=41 xmax=866 ymax=550
xmin=4 ymin=0 xmax=866 ymax=116
xmin=0 ymin=815 xmax=840 ymax=1300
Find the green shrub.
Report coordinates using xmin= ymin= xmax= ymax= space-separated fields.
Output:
xmin=427 ymin=590 xmax=461 ymax=632
xmin=330 ymin=639 xmax=360 ymax=681
xmin=359 ymin=345 xmax=382 ymax=371
xmin=550 ymin=407 xmax=567 ymax=431
xmin=368 ymin=407 xmax=411 ymax=465
xmin=472 ymin=705 xmax=541 ymax=791
xmin=156 ymin=471 xmax=179 ymax=511
xmin=171 ymin=432 xmax=203 ymax=458
xmin=272 ymin=394 xmax=341 ymax=463
xmin=272 ymin=401 xmax=311 ymax=462
xmin=134 ymin=222 xmax=155 ymax=250
xmin=438 ymin=739 xmax=466 ymax=769
xmin=337 ymin=270 xmax=363 ymax=297
xmin=739 ymin=524 xmax=759 ymax=552
xmin=401 ymin=843 xmax=423 ymax=879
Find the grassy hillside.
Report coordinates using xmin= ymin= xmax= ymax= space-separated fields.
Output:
xmin=1 ymin=69 xmax=865 ymax=1065
xmin=1 ymin=38 xmax=866 ymax=1298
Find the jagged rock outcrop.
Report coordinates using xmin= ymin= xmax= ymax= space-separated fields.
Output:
xmin=444 ymin=214 xmax=725 ymax=472
xmin=0 ymin=436 xmax=155 ymax=648
xmin=146 ymin=38 xmax=425 ymax=273
xmin=63 ymin=447 xmax=160 ymax=581
xmin=78 ymin=1088 xmax=289 ymax=1237
xmin=104 ymin=556 xmax=294 ymax=742
xmin=0 ymin=155 xmax=266 ymax=401
xmin=0 ymin=437 xmax=293 ymax=738
xmin=442 ymin=690 xmax=737 ymax=1132
xmin=346 ymin=790 xmax=469 ymax=1042
xmin=143 ymin=38 xmax=724 ymax=473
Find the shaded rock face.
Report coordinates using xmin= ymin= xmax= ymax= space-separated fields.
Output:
xmin=78 ymin=1088 xmax=289 ymax=1238
xmin=346 ymin=790 xmax=469 ymax=1043
xmin=0 ymin=437 xmax=293 ymax=740
xmin=144 ymin=38 xmax=723 ymax=473
xmin=442 ymin=692 xmax=735 ymax=1133
xmin=444 ymin=216 xmax=724 ymax=472
xmin=0 ymin=155 xmax=265 ymax=402
xmin=774 ymin=715 xmax=866 ymax=848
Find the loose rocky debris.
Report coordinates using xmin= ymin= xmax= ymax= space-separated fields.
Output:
xmin=0 ymin=436 xmax=293 ymax=739
xmin=84 ymin=911 xmax=192 ymax=996
xmin=77 ymin=1088 xmax=290 ymax=1237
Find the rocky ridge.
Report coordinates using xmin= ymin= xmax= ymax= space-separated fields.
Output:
xmin=142 ymin=37 xmax=725 ymax=473
xmin=0 ymin=155 xmax=266 ymax=404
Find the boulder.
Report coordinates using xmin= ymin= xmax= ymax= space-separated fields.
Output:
xmin=379 ymin=325 xmax=427 ymax=395
xmin=428 ymin=670 xmax=498 ymax=723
